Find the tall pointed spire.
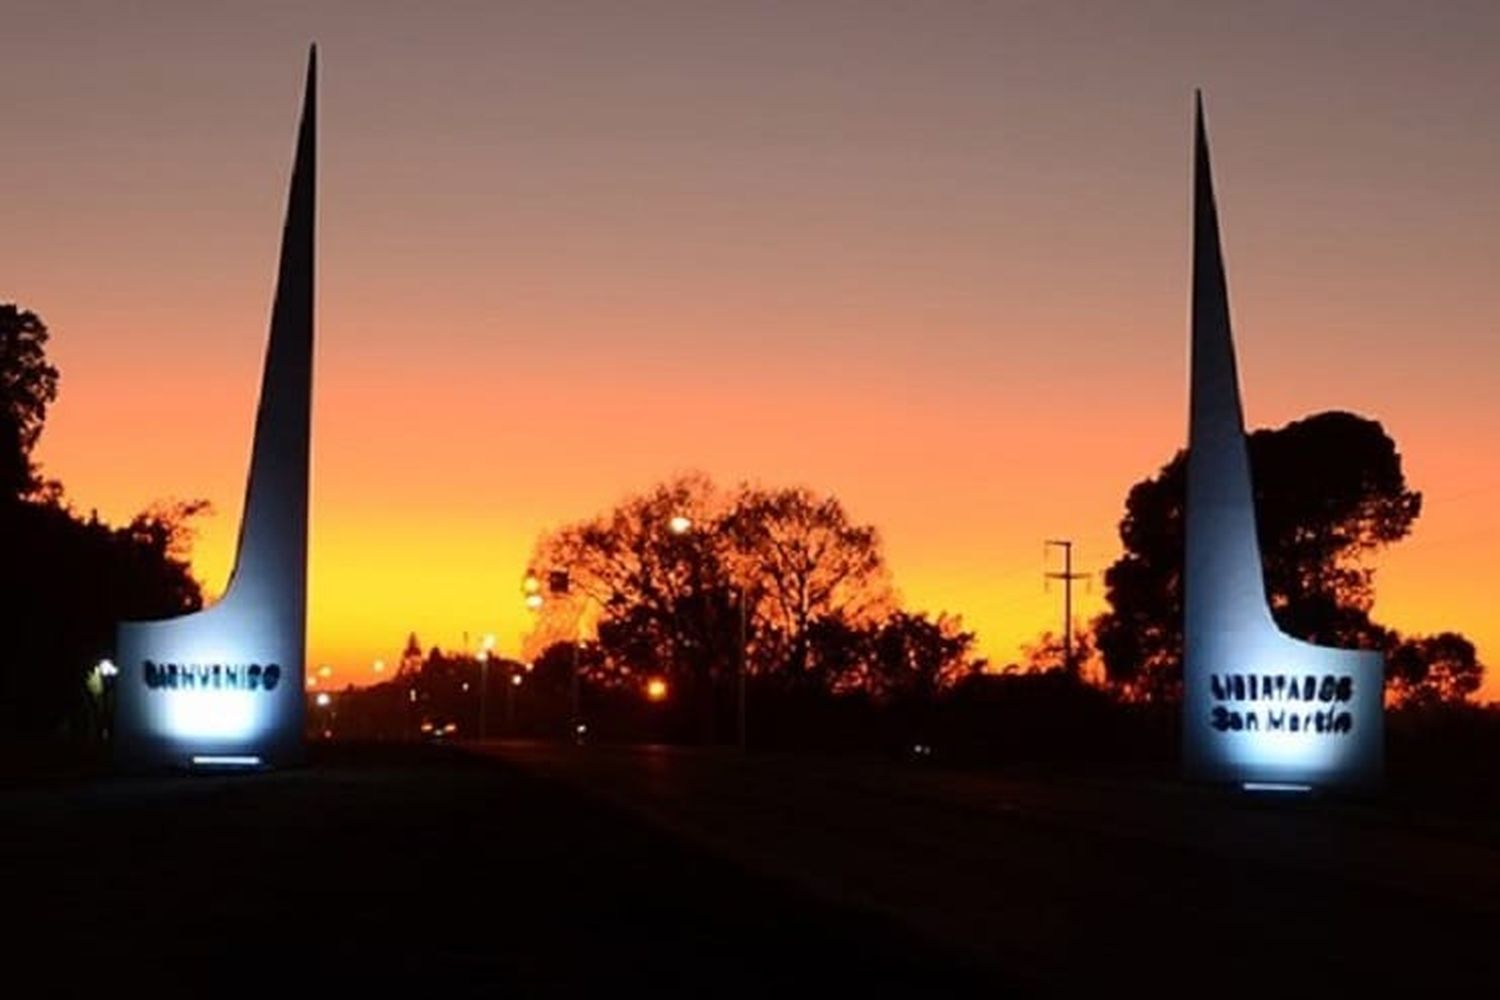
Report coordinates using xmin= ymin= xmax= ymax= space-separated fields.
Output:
xmin=1181 ymin=94 xmax=1383 ymax=790
xmin=230 ymin=43 xmax=316 ymax=619
xmin=115 ymin=48 xmax=318 ymax=768
xmin=1185 ymin=92 xmax=1274 ymax=649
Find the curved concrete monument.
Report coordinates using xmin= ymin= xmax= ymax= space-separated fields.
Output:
xmin=115 ymin=49 xmax=317 ymax=769
xmin=1184 ymin=95 xmax=1383 ymax=790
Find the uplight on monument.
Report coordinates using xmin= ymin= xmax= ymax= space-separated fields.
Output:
xmin=114 ymin=49 xmax=318 ymax=769
xmin=1183 ymin=95 xmax=1383 ymax=791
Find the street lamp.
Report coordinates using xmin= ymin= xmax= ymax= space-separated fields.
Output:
xmin=523 ymin=572 xmax=544 ymax=612
xmin=735 ymin=584 xmax=748 ymax=751
xmin=524 ymin=568 xmax=585 ymax=742
xmin=478 ymin=633 xmax=496 ymax=741
xmin=89 ymin=659 xmax=118 ymax=742
xmin=667 ymin=513 xmax=748 ymax=751
xmin=645 ymin=676 xmax=669 ymax=702
xmin=315 ymin=690 xmax=333 ymax=740
xmin=507 ymin=669 xmax=522 ymax=732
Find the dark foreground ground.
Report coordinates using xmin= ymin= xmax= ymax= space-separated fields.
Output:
xmin=3 ymin=743 xmax=995 ymax=997
xmin=6 ymin=742 xmax=1500 ymax=996
xmin=475 ymin=742 xmax=1500 ymax=995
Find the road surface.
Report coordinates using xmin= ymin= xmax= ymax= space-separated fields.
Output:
xmin=476 ymin=741 xmax=1500 ymax=995
xmin=3 ymin=744 xmax=995 ymax=996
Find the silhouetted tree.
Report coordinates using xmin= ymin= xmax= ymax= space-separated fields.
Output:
xmin=1013 ymin=629 xmax=1100 ymax=680
xmin=721 ymin=485 xmax=893 ymax=680
xmin=0 ymin=300 xmax=209 ymax=735
xmin=862 ymin=612 xmax=984 ymax=701
xmin=1 ymin=498 xmax=205 ymax=734
xmin=803 ymin=611 xmax=983 ymax=699
xmin=1093 ymin=410 xmax=1481 ymax=704
xmin=0 ymin=304 xmax=59 ymax=498
xmin=524 ymin=474 xmax=734 ymax=734
xmin=1387 ymin=632 xmax=1482 ymax=708
xmin=524 ymin=474 xmax=974 ymax=738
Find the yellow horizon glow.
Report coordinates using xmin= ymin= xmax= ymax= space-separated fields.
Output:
xmin=35 ymin=358 xmax=1495 ymax=701
xmin=11 ymin=3 xmax=1500 ymax=702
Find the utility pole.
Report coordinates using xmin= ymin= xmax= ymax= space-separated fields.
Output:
xmin=570 ymin=637 xmax=581 ymax=742
xmin=736 ymin=586 xmax=748 ymax=752
xmin=479 ymin=650 xmax=488 ymax=741
xmin=478 ymin=633 xmax=495 ymax=742
xmin=505 ymin=668 xmax=518 ymax=732
xmin=536 ymin=568 xmax=585 ymax=745
xmin=1044 ymin=540 xmax=1089 ymax=678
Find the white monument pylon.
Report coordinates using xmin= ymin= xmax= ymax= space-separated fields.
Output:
xmin=115 ymin=48 xmax=317 ymax=769
xmin=1183 ymin=93 xmax=1383 ymax=790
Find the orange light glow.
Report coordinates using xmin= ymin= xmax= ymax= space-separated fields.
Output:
xmin=645 ymin=677 xmax=669 ymax=702
xmin=9 ymin=8 xmax=1499 ymax=704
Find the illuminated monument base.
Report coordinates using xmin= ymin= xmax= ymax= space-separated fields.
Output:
xmin=117 ymin=600 xmax=303 ymax=768
xmin=1182 ymin=95 xmax=1383 ymax=791
xmin=114 ymin=49 xmax=317 ymax=769
xmin=1183 ymin=626 xmax=1384 ymax=789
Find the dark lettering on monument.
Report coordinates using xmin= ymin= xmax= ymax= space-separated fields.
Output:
xmin=142 ymin=660 xmax=283 ymax=692
xmin=1207 ymin=673 xmax=1354 ymax=734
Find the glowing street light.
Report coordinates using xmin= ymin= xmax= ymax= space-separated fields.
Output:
xmin=504 ymin=667 xmax=524 ymax=732
xmin=524 ymin=566 xmax=591 ymax=740
xmin=478 ymin=632 xmax=499 ymax=740
xmin=87 ymin=659 xmax=119 ymax=742
xmin=372 ymin=659 xmax=385 ymax=675
xmin=645 ymin=677 xmax=669 ymax=702
xmin=315 ymin=691 xmax=331 ymax=707
xmin=522 ymin=571 xmax=545 ymax=609
xmin=664 ymin=512 xmax=748 ymax=750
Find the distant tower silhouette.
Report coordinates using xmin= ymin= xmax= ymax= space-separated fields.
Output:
xmin=114 ymin=48 xmax=317 ymax=768
xmin=1182 ymin=93 xmax=1382 ymax=790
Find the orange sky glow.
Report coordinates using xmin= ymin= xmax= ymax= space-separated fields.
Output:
xmin=4 ymin=3 xmax=1497 ymax=698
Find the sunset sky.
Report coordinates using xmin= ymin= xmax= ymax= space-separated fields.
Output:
xmin=3 ymin=2 xmax=1497 ymax=696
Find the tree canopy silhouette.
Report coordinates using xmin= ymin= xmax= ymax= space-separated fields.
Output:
xmin=0 ymin=304 xmax=59 ymax=498
xmin=523 ymin=474 xmax=981 ymax=735
xmin=1093 ymin=410 xmax=1481 ymax=705
xmin=0 ymin=302 xmax=207 ymax=736
xmin=722 ymin=484 xmax=894 ymax=679
xmin=1387 ymin=632 xmax=1482 ymax=708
